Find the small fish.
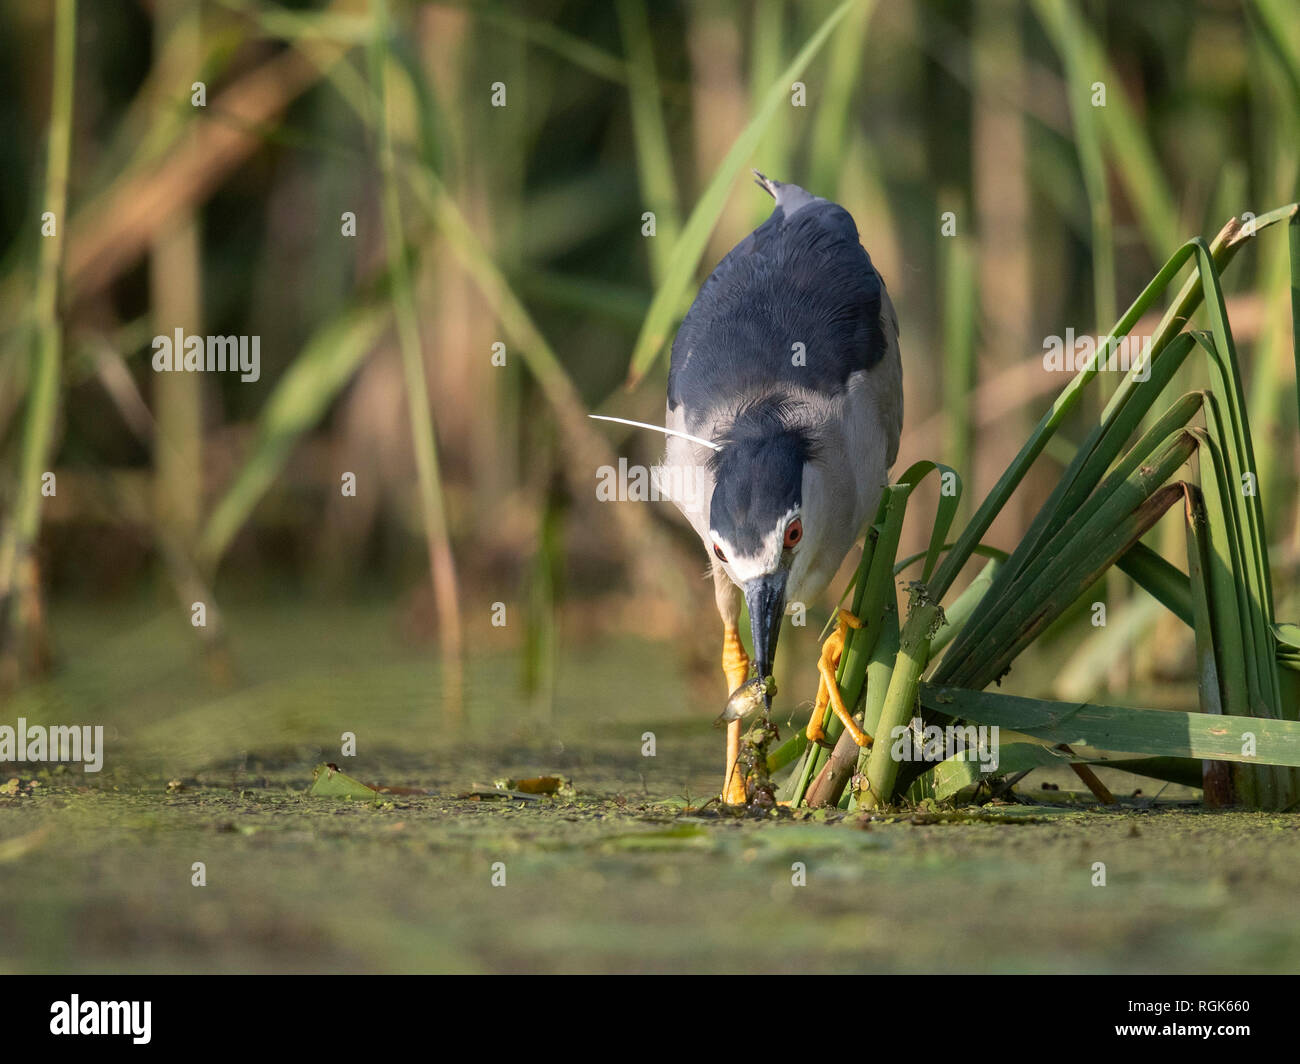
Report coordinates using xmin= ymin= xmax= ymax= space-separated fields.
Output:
xmin=714 ymin=675 xmax=777 ymax=727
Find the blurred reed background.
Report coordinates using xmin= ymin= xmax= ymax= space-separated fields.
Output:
xmin=1 ymin=0 xmax=1297 ymax=723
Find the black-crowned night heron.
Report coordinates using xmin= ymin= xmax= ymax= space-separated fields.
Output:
xmin=662 ymin=171 xmax=902 ymax=804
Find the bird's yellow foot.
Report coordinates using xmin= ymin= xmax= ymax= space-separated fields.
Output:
xmin=805 ymin=609 xmax=873 ymax=748
xmin=722 ymin=623 xmax=751 ymax=804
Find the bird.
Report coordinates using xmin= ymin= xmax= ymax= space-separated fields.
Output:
xmin=659 ymin=171 xmax=902 ymax=804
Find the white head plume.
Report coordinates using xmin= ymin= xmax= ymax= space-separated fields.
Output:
xmin=587 ymin=414 xmax=722 ymax=452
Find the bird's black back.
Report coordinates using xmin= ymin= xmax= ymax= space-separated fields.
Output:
xmin=667 ymin=196 xmax=889 ymax=421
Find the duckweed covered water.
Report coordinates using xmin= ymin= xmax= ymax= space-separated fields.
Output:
xmin=2 ymin=601 xmax=1297 ymax=973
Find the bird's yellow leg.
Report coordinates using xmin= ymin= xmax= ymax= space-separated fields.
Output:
xmin=722 ymin=623 xmax=751 ymax=804
xmin=805 ymin=609 xmax=872 ymax=748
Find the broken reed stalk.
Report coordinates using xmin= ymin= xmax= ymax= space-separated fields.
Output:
xmin=785 ymin=460 xmax=961 ymax=807
xmin=813 ymin=561 xmax=997 ymax=811
xmin=787 ymin=486 xmax=903 ymax=805
xmin=858 ymin=587 xmax=943 ymax=810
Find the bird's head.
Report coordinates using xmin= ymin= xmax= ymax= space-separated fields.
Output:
xmin=707 ymin=397 xmax=818 ymax=686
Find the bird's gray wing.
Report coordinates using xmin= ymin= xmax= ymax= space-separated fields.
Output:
xmin=877 ymin=283 xmax=903 ymax=468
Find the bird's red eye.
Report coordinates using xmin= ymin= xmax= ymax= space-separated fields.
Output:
xmin=714 ymin=544 xmax=727 ymax=563
xmin=784 ymin=519 xmax=803 ymax=548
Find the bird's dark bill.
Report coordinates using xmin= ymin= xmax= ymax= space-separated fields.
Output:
xmin=744 ymin=571 xmax=787 ymax=687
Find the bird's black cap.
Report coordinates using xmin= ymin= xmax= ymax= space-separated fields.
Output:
xmin=708 ymin=395 xmax=816 ymax=555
